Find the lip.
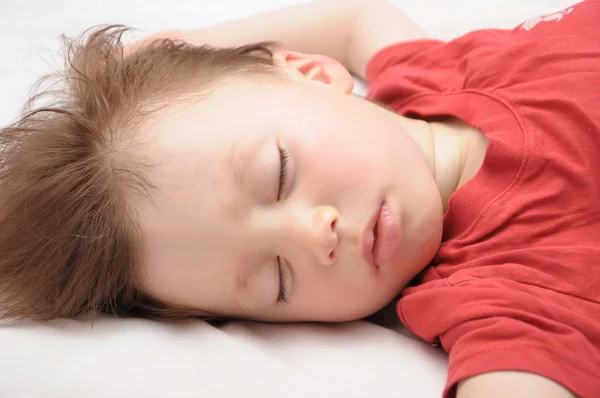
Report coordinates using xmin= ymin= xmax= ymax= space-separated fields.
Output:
xmin=361 ymin=201 xmax=401 ymax=268
xmin=361 ymin=205 xmax=380 ymax=268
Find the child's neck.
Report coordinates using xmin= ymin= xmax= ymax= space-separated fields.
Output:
xmin=398 ymin=116 xmax=489 ymax=213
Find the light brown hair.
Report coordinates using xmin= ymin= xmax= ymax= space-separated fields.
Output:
xmin=0 ymin=25 xmax=278 ymax=323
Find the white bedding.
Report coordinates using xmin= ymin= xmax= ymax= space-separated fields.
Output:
xmin=0 ymin=0 xmax=576 ymax=397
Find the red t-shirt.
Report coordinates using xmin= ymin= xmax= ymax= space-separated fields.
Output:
xmin=366 ymin=1 xmax=600 ymax=397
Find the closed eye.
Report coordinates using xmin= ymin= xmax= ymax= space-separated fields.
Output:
xmin=276 ymin=145 xmax=291 ymax=304
xmin=277 ymin=256 xmax=288 ymax=305
xmin=277 ymin=146 xmax=290 ymax=201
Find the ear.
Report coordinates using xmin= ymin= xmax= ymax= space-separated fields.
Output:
xmin=272 ymin=49 xmax=354 ymax=94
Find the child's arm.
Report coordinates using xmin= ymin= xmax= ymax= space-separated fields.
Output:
xmin=458 ymin=371 xmax=575 ymax=398
xmin=138 ymin=0 xmax=428 ymax=81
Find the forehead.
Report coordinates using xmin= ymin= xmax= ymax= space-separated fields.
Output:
xmin=132 ymin=87 xmax=275 ymax=308
xmin=144 ymin=84 xmax=285 ymax=202
xmin=148 ymin=80 xmax=287 ymax=149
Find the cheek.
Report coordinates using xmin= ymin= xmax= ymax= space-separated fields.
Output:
xmin=295 ymin=137 xmax=375 ymax=195
xmin=299 ymin=273 xmax=393 ymax=321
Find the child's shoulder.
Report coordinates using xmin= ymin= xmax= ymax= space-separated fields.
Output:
xmin=368 ymin=0 xmax=600 ymax=92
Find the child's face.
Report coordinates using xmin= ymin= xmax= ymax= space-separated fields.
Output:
xmin=136 ymin=74 xmax=443 ymax=322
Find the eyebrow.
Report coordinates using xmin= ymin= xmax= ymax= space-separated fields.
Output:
xmin=235 ymin=264 xmax=251 ymax=297
xmin=234 ymin=256 xmax=266 ymax=312
xmin=225 ymin=137 xmax=258 ymax=193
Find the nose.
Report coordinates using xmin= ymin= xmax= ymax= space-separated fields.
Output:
xmin=295 ymin=205 xmax=339 ymax=265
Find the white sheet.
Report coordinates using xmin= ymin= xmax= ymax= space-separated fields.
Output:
xmin=0 ymin=0 xmax=576 ymax=397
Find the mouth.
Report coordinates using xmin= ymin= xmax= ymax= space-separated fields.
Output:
xmin=361 ymin=201 xmax=401 ymax=269
xmin=361 ymin=204 xmax=380 ymax=269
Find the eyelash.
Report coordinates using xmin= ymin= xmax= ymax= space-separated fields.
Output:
xmin=277 ymin=146 xmax=290 ymax=201
xmin=277 ymin=256 xmax=288 ymax=305
xmin=276 ymin=146 xmax=290 ymax=305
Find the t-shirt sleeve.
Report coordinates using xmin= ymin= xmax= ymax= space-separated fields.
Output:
xmin=365 ymin=39 xmax=444 ymax=84
xmin=397 ymin=278 xmax=600 ymax=398
xmin=364 ymin=29 xmax=510 ymax=108
xmin=365 ymin=0 xmax=600 ymax=108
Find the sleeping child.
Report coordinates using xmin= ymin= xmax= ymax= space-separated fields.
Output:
xmin=0 ymin=0 xmax=598 ymax=396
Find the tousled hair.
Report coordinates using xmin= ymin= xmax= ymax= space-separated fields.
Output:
xmin=0 ymin=25 xmax=278 ymax=323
